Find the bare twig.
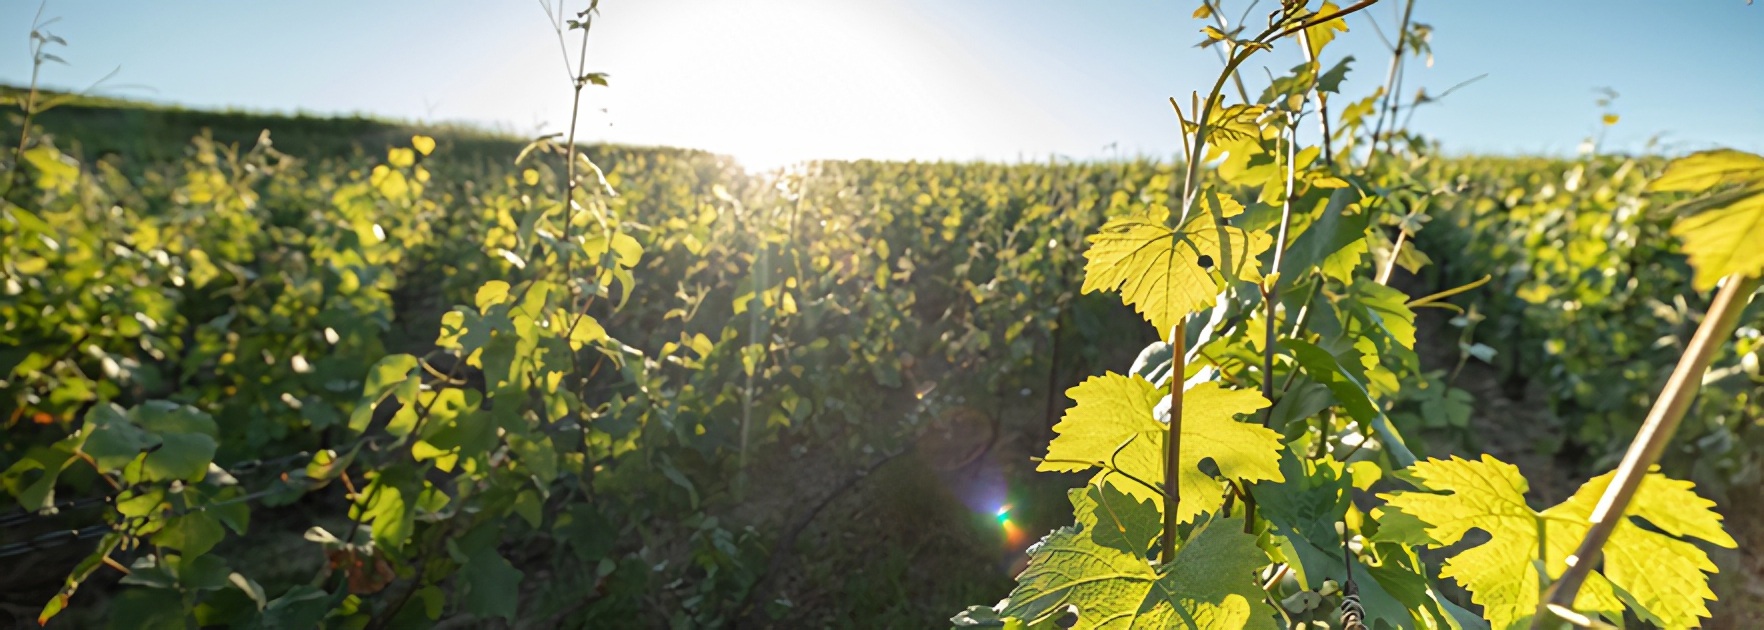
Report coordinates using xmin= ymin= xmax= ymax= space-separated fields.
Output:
xmin=1297 ymin=29 xmax=1336 ymax=163
xmin=1366 ymin=0 xmax=1416 ymax=162
xmin=1398 ymin=73 xmax=1489 ymax=131
xmin=1199 ymin=0 xmax=1252 ymax=104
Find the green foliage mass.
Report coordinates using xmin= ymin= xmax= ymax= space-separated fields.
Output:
xmin=0 ymin=104 xmax=1212 ymax=626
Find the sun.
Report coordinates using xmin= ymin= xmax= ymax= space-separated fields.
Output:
xmin=586 ymin=0 xmax=1045 ymax=171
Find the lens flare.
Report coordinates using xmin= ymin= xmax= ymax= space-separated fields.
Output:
xmin=993 ymin=504 xmax=1034 ymax=548
xmin=1000 ymin=517 xmax=1029 ymax=548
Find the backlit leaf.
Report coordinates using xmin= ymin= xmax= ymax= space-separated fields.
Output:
xmin=1082 ymin=209 xmax=1271 ymax=335
xmin=1377 ymin=456 xmax=1732 ymax=629
xmin=990 ymin=517 xmax=1273 ymax=629
xmin=1647 ymin=150 xmax=1764 ymax=287
xmin=1544 ymin=468 xmax=1736 ymax=629
xmin=1040 ymin=374 xmax=1282 ymax=525
xmin=1071 ymin=482 xmax=1161 ymax=558
xmin=1300 ymin=2 xmax=1350 ymax=59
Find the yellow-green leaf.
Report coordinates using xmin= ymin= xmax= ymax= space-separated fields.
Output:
xmin=1039 ymin=374 xmax=1281 ymax=525
xmin=1080 ymin=210 xmax=1271 ymax=335
xmin=1647 ymin=149 xmax=1764 ymax=288
xmin=22 ymin=146 xmax=80 ymax=193
xmin=990 ymin=517 xmax=1274 ymax=630
xmin=387 ymin=147 xmax=415 ymax=168
xmin=370 ymin=164 xmax=410 ymax=199
xmin=563 ymin=313 xmax=606 ymax=350
xmin=1544 ymin=469 xmax=1736 ymax=629
xmin=1301 ymin=2 xmax=1349 ymax=59
xmin=475 ymin=281 xmax=512 ymax=312
xmin=1377 ymin=455 xmax=1732 ymax=629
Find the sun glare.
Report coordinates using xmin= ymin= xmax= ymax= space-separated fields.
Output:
xmin=592 ymin=0 xmax=1062 ymax=171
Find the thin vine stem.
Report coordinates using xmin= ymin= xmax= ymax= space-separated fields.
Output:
xmin=560 ymin=9 xmax=594 ymax=283
xmin=1260 ymin=119 xmax=1301 ymax=426
xmin=1163 ymin=0 xmax=1381 ymax=553
xmin=1161 ymin=318 xmax=1187 ymax=564
xmin=5 ymin=2 xmax=50 ymax=197
xmin=1297 ymin=29 xmax=1336 ymax=163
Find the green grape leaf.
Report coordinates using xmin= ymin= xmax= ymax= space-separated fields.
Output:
xmin=349 ymin=354 xmax=420 ymax=433
xmin=22 ymin=146 xmax=80 ymax=193
xmin=352 ymin=467 xmax=419 ymax=550
xmin=172 ymin=554 xmax=231 ymax=591
xmin=387 ymin=147 xmax=415 ymax=169
xmin=1071 ymin=482 xmax=1162 ymax=558
xmin=77 ymin=403 xmax=218 ymax=483
xmin=1342 ymin=279 xmax=1417 ymax=352
xmin=475 ymin=280 xmax=513 ymax=312
xmin=1253 ymin=452 xmax=1434 ymax=629
xmin=1189 ymin=104 xmax=1268 ymax=145
xmin=457 ymin=525 xmax=524 ymax=622
xmin=154 ymin=512 xmax=226 ymax=557
xmin=992 ymin=517 xmax=1273 ymax=629
xmin=1316 ymin=56 xmax=1355 ymax=95
xmin=1279 ymin=339 xmax=1416 ymax=467
xmin=258 ymin=585 xmax=340 ymax=630
xmin=950 ymin=605 xmax=1028 ymax=629
xmin=1366 ymin=543 xmax=1490 ymax=630
xmin=133 ymin=402 xmax=220 ymax=483
xmin=104 ymin=588 xmax=186 ymax=629
xmin=1082 ymin=208 xmax=1271 ymax=335
xmin=560 ymin=311 xmax=607 ymax=350
xmin=1647 ymin=149 xmax=1764 ymax=288
xmin=79 ymin=404 xmax=158 ymax=469
xmin=1377 ymin=455 xmax=1732 ymax=629
xmin=1276 ymin=188 xmax=1369 ymax=290
xmin=143 ymin=432 xmax=219 ymax=483
xmin=3 ymin=440 xmax=79 ymax=510
xmin=1040 ymin=373 xmax=1282 ymax=525
xmin=584 ymin=231 xmax=644 ymax=268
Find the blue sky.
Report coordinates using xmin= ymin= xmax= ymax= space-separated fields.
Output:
xmin=3 ymin=1 xmax=1761 ymax=169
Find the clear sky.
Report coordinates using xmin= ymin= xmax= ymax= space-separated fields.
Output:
xmin=4 ymin=1 xmax=1761 ymax=170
